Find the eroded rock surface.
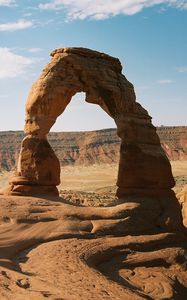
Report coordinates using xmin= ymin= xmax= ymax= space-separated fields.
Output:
xmin=177 ymin=185 xmax=187 ymax=228
xmin=4 ymin=47 xmax=174 ymax=198
xmin=0 ymin=195 xmax=187 ymax=300
xmin=158 ymin=126 xmax=187 ymax=161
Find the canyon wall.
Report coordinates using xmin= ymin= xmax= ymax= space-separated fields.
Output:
xmin=0 ymin=126 xmax=186 ymax=172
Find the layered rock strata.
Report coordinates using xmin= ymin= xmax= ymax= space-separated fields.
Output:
xmin=0 ymin=127 xmax=187 ymax=173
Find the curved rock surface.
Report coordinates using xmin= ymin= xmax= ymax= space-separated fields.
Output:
xmin=4 ymin=47 xmax=174 ymax=198
xmin=0 ymin=195 xmax=187 ymax=300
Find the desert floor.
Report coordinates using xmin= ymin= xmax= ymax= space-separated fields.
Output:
xmin=0 ymin=160 xmax=187 ymax=194
xmin=59 ymin=160 xmax=187 ymax=193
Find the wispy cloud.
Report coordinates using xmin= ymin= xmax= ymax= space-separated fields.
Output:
xmin=0 ymin=0 xmax=15 ymax=6
xmin=0 ymin=19 xmax=33 ymax=32
xmin=177 ymin=66 xmax=187 ymax=73
xmin=28 ymin=47 xmax=42 ymax=53
xmin=0 ymin=48 xmax=33 ymax=79
xmin=35 ymin=18 xmax=54 ymax=27
xmin=39 ymin=0 xmax=187 ymax=20
xmin=157 ymin=79 xmax=173 ymax=84
xmin=23 ymin=12 xmax=33 ymax=17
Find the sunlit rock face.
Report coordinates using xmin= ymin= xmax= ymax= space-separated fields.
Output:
xmin=1 ymin=48 xmax=187 ymax=300
xmin=177 ymin=185 xmax=187 ymax=228
xmin=5 ymin=47 xmax=174 ymax=197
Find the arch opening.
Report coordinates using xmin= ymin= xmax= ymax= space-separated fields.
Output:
xmin=49 ymin=92 xmax=119 ymax=205
xmin=51 ymin=92 xmax=116 ymax=132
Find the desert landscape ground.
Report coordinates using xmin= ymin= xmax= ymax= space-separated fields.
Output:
xmin=0 ymin=47 xmax=187 ymax=300
xmin=1 ymin=161 xmax=186 ymax=206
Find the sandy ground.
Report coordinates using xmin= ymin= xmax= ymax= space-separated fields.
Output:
xmin=171 ymin=161 xmax=187 ymax=193
xmin=171 ymin=161 xmax=187 ymax=176
xmin=0 ymin=171 xmax=11 ymax=190
xmin=59 ymin=161 xmax=187 ymax=193
xmin=0 ymin=161 xmax=187 ymax=194
xmin=59 ymin=163 xmax=119 ymax=191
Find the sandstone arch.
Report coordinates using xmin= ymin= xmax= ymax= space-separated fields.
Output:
xmin=7 ymin=47 xmax=175 ymax=198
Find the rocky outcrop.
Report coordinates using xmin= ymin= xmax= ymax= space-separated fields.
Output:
xmin=3 ymin=47 xmax=174 ymax=198
xmin=0 ymin=129 xmax=120 ymax=172
xmin=0 ymin=131 xmax=24 ymax=172
xmin=0 ymin=194 xmax=186 ymax=300
xmin=177 ymin=184 xmax=187 ymax=227
xmin=50 ymin=128 xmax=121 ymax=166
xmin=158 ymin=126 xmax=187 ymax=160
xmin=0 ymin=126 xmax=186 ymax=173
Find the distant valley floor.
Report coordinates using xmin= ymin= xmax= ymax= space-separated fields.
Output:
xmin=0 ymin=161 xmax=187 ymax=205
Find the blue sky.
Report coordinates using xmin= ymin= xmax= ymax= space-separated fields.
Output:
xmin=0 ymin=0 xmax=187 ymax=131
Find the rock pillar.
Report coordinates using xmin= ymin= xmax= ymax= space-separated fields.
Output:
xmin=6 ymin=135 xmax=60 ymax=196
xmin=115 ymin=105 xmax=175 ymax=198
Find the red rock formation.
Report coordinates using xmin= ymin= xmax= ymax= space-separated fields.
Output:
xmin=4 ymin=47 xmax=174 ymax=198
xmin=177 ymin=184 xmax=187 ymax=227
xmin=158 ymin=126 xmax=187 ymax=160
xmin=0 ymin=127 xmax=186 ymax=172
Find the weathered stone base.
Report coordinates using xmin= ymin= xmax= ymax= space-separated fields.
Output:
xmin=3 ymin=183 xmax=59 ymax=197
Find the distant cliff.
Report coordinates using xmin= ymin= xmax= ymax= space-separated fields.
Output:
xmin=157 ymin=126 xmax=187 ymax=160
xmin=0 ymin=126 xmax=186 ymax=172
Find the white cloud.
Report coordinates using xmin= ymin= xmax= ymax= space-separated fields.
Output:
xmin=0 ymin=0 xmax=15 ymax=6
xmin=157 ymin=79 xmax=173 ymax=84
xmin=177 ymin=66 xmax=187 ymax=73
xmin=0 ymin=19 xmax=33 ymax=32
xmin=23 ymin=12 xmax=33 ymax=17
xmin=0 ymin=48 xmax=33 ymax=79
xmin=39 ymin=0 xmax=187 ymax=20
xmin=28 ymin=47 xmax=42 ymax=53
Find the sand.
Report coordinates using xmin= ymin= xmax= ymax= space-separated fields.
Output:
xmin=1 ymin=161 xmax=187 ymax=193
